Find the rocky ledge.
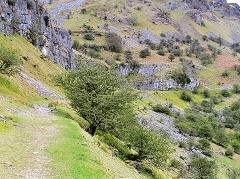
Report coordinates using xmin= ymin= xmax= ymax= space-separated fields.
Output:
xmin=0 ymin=0 xmax=74 ymax=69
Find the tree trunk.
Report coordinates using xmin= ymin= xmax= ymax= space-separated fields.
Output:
xmin=87 ymin=124 xmax=97 ymax=135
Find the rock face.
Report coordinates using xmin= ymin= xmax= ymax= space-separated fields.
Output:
xmin=138 ymin=110 xmax=188 ymax=142
xmin=0 ymin=0 xmax=74 ymax=69
xmin=118 ymin=64 xmax=199 ymax=90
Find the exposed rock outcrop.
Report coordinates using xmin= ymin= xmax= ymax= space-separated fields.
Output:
xmin=0 ymin=0 xmax=74 ymax=69
xmin=118 ymin=64 xmax=199 ymax=91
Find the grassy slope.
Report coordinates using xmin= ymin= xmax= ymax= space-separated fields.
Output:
xmin=0 ymin=34 xmax=144 ymax=178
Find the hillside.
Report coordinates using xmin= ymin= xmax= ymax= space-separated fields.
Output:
xmin=1 ymin=0 xmax=240 ymax=178
xmin=0 ymin=34 xmax=145 ymax=178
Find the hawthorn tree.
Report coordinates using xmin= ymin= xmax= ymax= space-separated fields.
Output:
xmin=0 ymin=46 xmax=21 ymax=75
xmin=56 ymin=62 xmax=135 ymax=135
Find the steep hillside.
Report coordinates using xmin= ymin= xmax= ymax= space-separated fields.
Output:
xmin=0 ymin=33 xmax=146 ymax=178
xmin=60 ymin=0 xmax=240 ymax=90
xmin=1 ymin=0 xmax=240 ymax=178
xmin=43 ymin=0 xmax=240 ymax=178
xmin=0 ymin=0 xmax=74 ymax=69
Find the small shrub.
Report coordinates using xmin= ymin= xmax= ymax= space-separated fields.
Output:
xmin=105 ymin=33 xmax=122 ymax=53
xmin=125 ymin=50 xmax=133 ymax=62
xmin=88 ymin=49 xmax=100 ymax=58
xmin=27 ymin=1 xmax=33 ymax=9
xmin=203 ymin=89 xmax=210 ymax=98
xmin=139 ymin=48 xmax=150 ymax=58
xmin=202 ymin=35 xmax=208 ymax=41
xmin=198 ymin=138 xmax=210 ymax=150
xmin=184 ymin=35 xmax=192 ymax=44
xmin=160 ymin=33 xmax=166 ymax=37
xmin=189 ymin=156 xmax=216 ymax=178
xmin=7 ymin=0 xmax=15 ymax=6
xmin=221 ymin=89 xmax=231 ymax=97
xmin=127 ymin=16 xmax=139 ymax=26
xmin=199 ymin=53 xmax=212 ymax=65
xmin=231 ymin=140 xmax=240 ymax=154
xmin=225 ymin=149 xmax=234 ymax=158
xmin=210 ymin=95 xmax=221 ymax=104
xmin=72 ymin=40 xmax=81 ymax=50
xmin=81 ymin=8 xmax=87 ymax=14
xmin=113 ymin=54 xmax=121 ymax=61
xmin=169 ymin=159 xmax=183 ymax=170
xmin=43 ymin=16 xmax=50 ymax=27
xmin=157 ymin=49 xmax=165 ymax=56
xmin=178 ymin=141 xmax=188 ymax=148
xmin=192 ymin=88 xmax=199 ymax=94
xmin=222 ymin=70 xmax=230 ymax=77
xmin=181 ymin=91 xmax=192 ymax=102
xmin=0 ymin=46 xmax=21 ymax=75
xmin=198 ymin=125 xmax=213 ymax=139
xmin=145 ymin=39 xmax=156 ymax=50
xmin=168 ymin=53 xmax=175 ymax=61
xmin=128 ymin=60 xmax=140 ymax=70
xmin=233 ymin=84 xmax=240 ymax=94
xmin=171 ymin=69 xmax=190 ymax=86
xmin=234 ymin=65 xmax=240 ymax=75
xmin=83 ymin=33 xmax=95 ymax=41
xmin=152 ymin=104 xmax=170 ymax=115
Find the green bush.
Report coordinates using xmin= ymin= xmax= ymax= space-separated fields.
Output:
xmin=189 ymin=156 xmax=216 ymax=178
xmin=198 ymin=138 xmax=210 ymax=150
xmin=0 ymin=46 xmax=21 ymax=75
xmin=98 ymin=131 xmax=138 ymax=160
xmin=197 ymin=125 xmax=213 ymax=139
xmin=231 ymin=140 xmax=240 ymax=154
xmin=105 ymin=33 xmax=122 ymax=53
xmin=127 ymin=16 xmax=139 ymax=26
xmin=128 ymin=126 xmax=172 ymax=167
xmin=199 ymin=53 xmax=212 ymax=65
xmin=222 ymin=70 xmax=230 ymax=77
xmin=168 ymin=53 xmax=175 ymax=61
xmin=221 ymin=89 xmax=231 ymax=97
xmin=43 ymin=16 xmax=50 ymax=27
xmin=169 ymin=159 xmax=183 ymax=170
xmin=152 ymin=104 xmax=170 ymax=115
xmin=72 ymin=40 xmax=81 ymax=50
xmin=210 ymin=95 xmax=221 ymax=104
xmin=7 ymin=0 xmax=15 ymax=6
xmin=178 ymin=141 xmax=188 ymax=148
xmin=171 ymin=69 xmax=190 ymax=86
xmin=157 ymin=49 xmax=165 ymax=56
xmin=233 ymin=84 xmax=240 ymax=94
xmin=180 ymin=91 xmax=192 ymax=102
xmin=88 ymin=49 xmax=100 ymax=58
xmin=203 ymin=89 xmax=210 ymax=98
xmin=214 ymin=131 xmax=228 ymax=147
xmin=27 ymin=1 xmax=33 ymax=9
xmin=139 ymin=48 xmax=150 ymax=58
xmin=202 ymin=35 xmax=208 ymax=41
xmin=128 ymin=60 xmax=140 ymax=70
xmin=234 ymin=65 xmax=240 ymax=75
xmin=83 ymin=33 xmax=95 ymax=41
xmin=225 ymin=149 xmax=234 ymax=158
xmin=184 ymin=35 xmax=192 ymax=44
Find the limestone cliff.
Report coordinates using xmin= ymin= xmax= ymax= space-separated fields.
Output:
xmin=0 ymin=0 xmax=74 ymax=69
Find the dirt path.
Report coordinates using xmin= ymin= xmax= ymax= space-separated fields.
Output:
xmin=0 ymin=104 xmax=58 ymax=179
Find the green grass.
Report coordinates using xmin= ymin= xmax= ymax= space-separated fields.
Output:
xmin=47 ymin=115 xmax=108 ymax=178
xmin=53 ymin=105 xmax=89 ymax=129
xmin=137 ymin=90 xmax=204 ymax=110
xmin=214 ymin=154 xmax=240 ymax=179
